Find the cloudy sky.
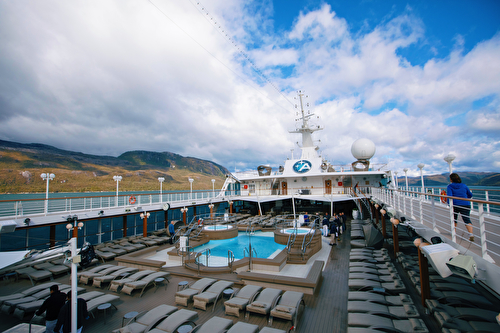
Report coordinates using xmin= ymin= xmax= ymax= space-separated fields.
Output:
xmin=0 ymin=0 xmax=499 ymax=177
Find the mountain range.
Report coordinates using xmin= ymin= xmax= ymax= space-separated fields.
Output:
xmin=0 ymin=139 xmax=498 ymax=194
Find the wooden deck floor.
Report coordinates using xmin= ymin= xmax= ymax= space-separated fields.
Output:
xmin=0 ymin=226 xmax=352 ymax=333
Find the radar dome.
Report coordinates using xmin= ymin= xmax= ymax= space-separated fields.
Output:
xmin=351 ymin=138 xmax=376 ymax=160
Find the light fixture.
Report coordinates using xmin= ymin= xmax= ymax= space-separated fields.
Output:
xmin=40 ymin=173 xmax=55 ymax=214
xmin=113 ymin=175 xmax=122 ymax=206
xmin=188 ymin=178 xmax=194 ymax=200
xmin=66 ymin=215 xmax=83 ymax=231
xmin=417 ymin=163 xmax=425 ymax=193
xmin=180 ymin=207 xmax=188 ymax=213
xmin=98 ymin=210 xmax=104 ymax=216
xmin=444 ymin=154 xmax=456 ymax=174
xmin=140 ymin=212 xmax=150 ymax=219
xmin=24 ymin=218 xmax=31 ymax=225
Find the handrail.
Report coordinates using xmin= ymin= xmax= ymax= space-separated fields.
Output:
xmin=227 ymin=250 xmax=234 ymax=273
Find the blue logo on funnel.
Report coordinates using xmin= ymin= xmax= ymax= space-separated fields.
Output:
xmin=293 ymin=160 xmax=312 ymax=173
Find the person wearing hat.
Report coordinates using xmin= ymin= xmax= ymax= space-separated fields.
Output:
xmin=35 ymin=284 xmax=67 ymax=333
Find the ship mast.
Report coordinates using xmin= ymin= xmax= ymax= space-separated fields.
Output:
xmin=289 ymin=90 xmax=323 ymax=160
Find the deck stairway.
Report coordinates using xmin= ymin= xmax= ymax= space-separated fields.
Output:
xmin=286 ymin=230 xmax=322 ymax=264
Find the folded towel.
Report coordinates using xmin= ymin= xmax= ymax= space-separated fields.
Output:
xmin=275 ymin=305 xmax=292 ymax=313
xmin=252 ymin=302 xmax=267 ymax=308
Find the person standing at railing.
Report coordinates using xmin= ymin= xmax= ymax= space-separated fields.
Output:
xmin=447 ymin=173 xmax=474 ymax=241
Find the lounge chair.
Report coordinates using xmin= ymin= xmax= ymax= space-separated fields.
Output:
xmin=245 ymin=288 xmax=282 ymax=320
xmin=121 ymin=271 xmax=171 ymax=297
xmin=112 ymin=304 xmax=178 ymax=333
xmin=189 ymin=316 xmax=233 ymax=333
xmin=348 ymin=272 xmax=402 ymax=283
xmin=348 ymin=291 xmax=414 ymax=306
xmin=109 ymin=270 xmax=156 ymax=292
xmin=224 ymin=285 xmax=262 ymax=317
xmin=174 ymin=278 xmax=217 ymax=306
xmin=92 ymin=267 xmax=139 ymax=288
xmin=14 ymin=266 xmax=53 ymax=285
xmin=192 ymin=280 xmax=234 ymax=311
xmin=13 ymin=290 xmax=103 ymax=319
xmin=348 ymin=313 xmax=429 ymax=332
xmin=119 ymin=240 xmax=146 ymax=250
xmin=33 ymin=262 xmax=70 ymax=276
xmin=144 ymin=309 xmax=198 ymax=333
xmin=0 ymin=282 xmax=60 ymax=306
xmin=98 ymin=245 xmax=128 ymax=256
xmin=79 ymin=265 xmax=125 ymax=284
xmin=224 ymin=322 xmax=259 ymax=333
xmin=348 ymin=301 xmax=420 ymax=318
xmin=433 ymin=313 xmax=500 ymax=332
xmin=425 ymin=299 xmax=498 ymax=322
xmin=95 ymin=249 xmax=117 ymax=261
xmin=87 ymin=294 xmax=120 ymax=318
xmin=76 ymin=264 xmax=113 ymax=278
xmin=348 ymin=278 xmax=406 ymax=293
xmin=258 ymin=328 xmax=287 ymax=333
xmin=269 ymin=291 xmax=305 ymax=331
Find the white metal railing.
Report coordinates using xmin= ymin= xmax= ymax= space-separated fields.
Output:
xmin=371 ymin=187 xmax=500 ymax=265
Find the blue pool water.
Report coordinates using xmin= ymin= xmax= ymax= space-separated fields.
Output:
xmin=192 ymin=231 xmax=285 ymax=260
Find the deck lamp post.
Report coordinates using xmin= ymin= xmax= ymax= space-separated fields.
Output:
xmin=40 ymin=173 xmax=55 ymax=215
xmin=158 ymin=177 xmax=165 ymax=202
xmin=180 ymin=207 xmax=188 ymax=225
xmin=394 ymin=172 xmax=399 ymax=189
xmin=417 ymin=164 xmax=425 ymax=194
xmin=188 ymin=178 xmax=194 ymax=201
xmin=444 ymin=154 xmax=456 ymax=174
xmin=140 ymin=212 xmax=150 ymax=237
xmin=65 ymin=214 xmax=83 ymax=333
xmin=403 ymin=168 xmax=409 ymax=191
xmin=208 ymin=203 xmax=214 ymax=220
xmin=211 ymin=179 xmax=215 ymax=197
xmin=113 ymin=175 xmax=122 ymax=206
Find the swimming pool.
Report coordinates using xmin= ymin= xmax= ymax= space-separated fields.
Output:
xmin=192 ymin=231 xmax=286 ymax=266
xmin=281 ymin=227 xmax=313 ymax=234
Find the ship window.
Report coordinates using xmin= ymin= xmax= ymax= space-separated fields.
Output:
xmin=248 ymin=184 xmax=255 ymax=193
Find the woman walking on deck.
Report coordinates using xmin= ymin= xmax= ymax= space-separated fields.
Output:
xmin=447 ymin=173 xmax=474 ymax=241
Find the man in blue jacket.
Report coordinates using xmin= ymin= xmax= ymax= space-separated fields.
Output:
xmin=447 ymin=173 xmax=474 ymax=241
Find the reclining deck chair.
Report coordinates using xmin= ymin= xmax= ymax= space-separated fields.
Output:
xmin=189 ymin=316 xmax=233 ymax=333
xmin=14 ymin=266 xmax=53 ymax=285
xmin=245 ymin=287 xmax=282 ymax=321
xmin=348 ymin=301 xmax=420 ymax=318
xmin=425 ymin=299 xmax=498 ymax=323
xmin=144 ymin=309 xmax=198 ymax=333
xmin=224 ymin=285 xmax=262 ymax=318
xmin=348 ymin=278 xmax=406 ymax=294
xmin=33 ymin=262 xmax=70 ymax=276
xmin=92 ymin=267 xmax=139 ymax=288
xmin=348 ymin=313 xmax=429 ymax=332
xmin=174 ymin=278 xmax=217 ymax=307
xmin=80 ymin=265 xmax=125 ymax=284
xmin=192 ymin=280 xmax=234 ymax=311
xmin=348 ymin=291 xmax=414 ymax=306
xmin=112 ymin=304 xmax=178 ymax=333
xmin=121 ymin=271 xmax=170 ymax=297
xmin=109 ymin=270 xmax=155 ymax=292
xmin=13 ymin=290 xmax=103 ymax=319
xmin=87 ymin=294 xmax=120 ymax=318
xmin=269 ymin=291 xmax=305 ymax=332
xmin=0 ymin=282 xmax=60 ymax=306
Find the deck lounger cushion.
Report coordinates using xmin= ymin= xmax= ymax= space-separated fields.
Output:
xmin=95 ymin=249 xmax=117 ymax=261
xmin=348 ymin=278 xmax=406 ymax=293
xmin=100 ymin=246 xmax=127 ymax=256
xmin=109 ymin=270 xmax=156 ymax=292
xmin=269 ymin=291 xmax=304 ymax=329
xmin=430 ymin=290 xmax=493 ymax=308
xmin=425 ymin=299 xmax=498 ymax=322
xmin=245 ymin=288 xmax=282 ymax=320
xmin=190 ymin=316 xmax=233 ymax=333
xmin=348 ymin=272 xmax=400 ymax=282
xmin=224 ymin=285 xmax=262 ymax=317
xmin=121 ymin=272 xmax=170 ymax=297
xmin=76 ymin=264 xmax=113 ymax=278
xmin=435 ymin=313 xmax=500 ymax=332
xmin=146 ymin=309 xmax=198 ymax=333
xmin=15 ymin=267 xmax=53 ymax=284
xmin=348 ymin=313 xmax=429 ymax=332
xmin=113 ymin=304 xmax=178 ymax=333
xmin=192 ymin=280 xmax=234 ymax=311
xmin=174 ymin=278 xmax=217 ymax=306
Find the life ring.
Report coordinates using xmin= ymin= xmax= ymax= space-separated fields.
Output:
xmin=440 ymin=190 xmax=447 ymax=204
xmin=129 ymin=196 xmax=136 ymax=205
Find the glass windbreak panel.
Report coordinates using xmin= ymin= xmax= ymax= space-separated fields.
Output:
xmin=28 ymin=226 xmax=50 ymax=250
xmin=112 ymin=217 xmax=123 ymax=240
xmin=85 ymin=220 xmax=99 ymax=245
xmin=0 ymin=229 xmax=28 ymax=251
xmin=101 ymin=218 xmax=112 ymax=242
xmin=55 ymin=224 xmax=70 ymax=246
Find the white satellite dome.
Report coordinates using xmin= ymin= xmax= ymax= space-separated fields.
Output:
xmin=351 ymin=138 xmax=376 ymax=160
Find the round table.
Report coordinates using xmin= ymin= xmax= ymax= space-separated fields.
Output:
xmin=177 ymin=280 xmax=189 ymax=291
xmin=122 ymin=311 xmax=139 ymax=327
xmin=223 ymin=288 xmax=234 ymax=299
xmin=97 ymin=303 xmax=112 ymax=323
xmin=177 ymin=324 xmax=193 ymax=333
xmin=154 ymin=277 xmax=166 ymax=292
